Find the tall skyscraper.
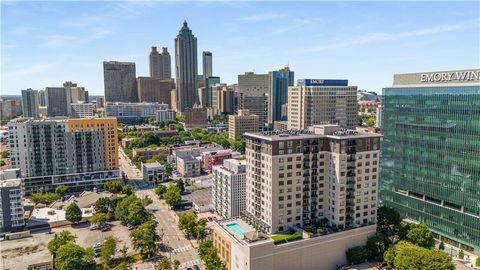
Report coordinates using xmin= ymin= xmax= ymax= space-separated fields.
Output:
xmin=137 ymin=77 xmax=175 ymax=105
xmin=103 ymin=61 xmax=138 ymax=102
xmin=288 ymin=79 xmax=357 ymax=130
xmin=46 ymin=86 xmax=71 ymax=117
xmin=203 ymin=51 xmax=213 ymax=80
xmin=64 ymin=81 xmax=88 ymax=103
xmin=161 ymin=47 xmax=172 ymax=79
xmin=268 ymin=67 xmax=294 ymax=124
xmin=175 ymin=21 xmax=198 ymax=112
xmin=150 ymin=47 xmax=172 ymax=79
xmin=38 ymin=90 xmax=46 ymax=106
xmin=149 ymin=46 xmax=162 ymax=78
xmin=381 ymin=69 xmax=480 ymax=254
xmin=206 ymin=76 xmax=220 ymax=107
xmin=8 ymin=118 xmax=119 ymax=194
xmin=238 ymin=72 xmax=269 ymax=129
xmin=21 ymin=89 xmax=39 ymax=118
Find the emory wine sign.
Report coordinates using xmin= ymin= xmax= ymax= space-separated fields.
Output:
xmin=421 ymin=70 xmax=480 ymax=83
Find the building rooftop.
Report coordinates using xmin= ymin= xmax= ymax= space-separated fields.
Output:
xmin=0 ymin=178 xmax=21 ymax=187
xmin=245 ymin=124 xmax=382 ymax=141
xmin=51 ymin=191 xmax=114 ymax=210
xmin=143 ymin=162 xmax=164 ymax=169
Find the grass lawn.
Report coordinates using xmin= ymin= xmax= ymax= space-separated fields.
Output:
xmin=270 ymin=231 xmax=302 ymax=244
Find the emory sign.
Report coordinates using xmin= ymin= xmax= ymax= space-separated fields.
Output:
xmin=421 ymin=70 xmax=480 ymax=83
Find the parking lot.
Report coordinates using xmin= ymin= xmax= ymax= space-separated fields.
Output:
xmin=52 ymin=220 xmax=135 ymax=257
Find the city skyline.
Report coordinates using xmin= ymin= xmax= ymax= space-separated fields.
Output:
xmin=2 ymin=1 xmax=479 ymax=95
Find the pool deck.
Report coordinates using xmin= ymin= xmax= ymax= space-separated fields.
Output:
xmin=219 ymin=218 xmax=258 ymax=241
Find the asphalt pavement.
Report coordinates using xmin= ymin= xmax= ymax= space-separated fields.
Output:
xmin=135 ymin=188 xmax=203 ymax=270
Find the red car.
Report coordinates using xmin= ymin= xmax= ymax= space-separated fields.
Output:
xmin=101 ymin=226 xmax=111 ymax=232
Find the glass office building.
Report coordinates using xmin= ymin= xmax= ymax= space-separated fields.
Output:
xmin=381 ymin=69 xmax=480 ymax=254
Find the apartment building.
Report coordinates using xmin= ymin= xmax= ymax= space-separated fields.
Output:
xmin=228 ymin=109 xmax=259 ymax=140
xmin=0 ymin=169 xmax=24 ymax=233
xmin=288 ymin=79 xmax=358 ymax=130
xmin=244 ymin=124 xmax=381 ymax=233
xmin=70 ymin=102 xmax=95 ymax=118
xmin=8 ymin=118 xmax=119 ymax=194
xmin=212 ymin=159 xmax=246 ymax=218
xmin=105 ymin=102 xmax=168 ymax=124
xmin=176 ymin=151 xmax=201 ymax=177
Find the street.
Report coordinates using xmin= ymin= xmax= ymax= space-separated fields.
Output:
xmin=119 ymin=147 xmax=142 ymax=180
xmin=135 ymin=188 xmax=203 ymax=269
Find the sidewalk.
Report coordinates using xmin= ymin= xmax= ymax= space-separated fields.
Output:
xmin=439 ymin=241 xmax=478 ymax=269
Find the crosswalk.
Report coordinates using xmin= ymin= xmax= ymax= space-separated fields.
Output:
xmin=180 ymin=259 xmax=202 ymax=268
xmin=173 ymin=245 xmax=194 ymax=253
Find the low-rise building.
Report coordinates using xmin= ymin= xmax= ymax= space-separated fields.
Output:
xmin=176 ymin=151 xmax=201 ymax=177
xmin=142 ymin=162 xmax=164 ymax=183
xmin=155 ymin=109 xmax=176 ymax=122
xmin=70 ymin=102 xmax=95 ymax=118
xmin=202 ymin=149 xmax=232 ymax=172
xmin=105 ymin=102 xmax=168 ymax=124
xmin=228 ymin=109 xmax=259 ymax=140
xmin=273 ymin=120 xmax=288 ymax=131
xmin=212 ymin=159 xmax=246 ymax=218
xmin=0 ymin=169 xmax=24 ymax=234
xmin=0 ymin=99 xmax=17 ymax=121
xmin=213 ymin=219 xmax=376 ymax=270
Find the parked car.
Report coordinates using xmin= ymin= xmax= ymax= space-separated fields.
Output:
xmin=127 ymin=223 xmax=136 ymax=230
xmin=193 ymin=266 xmax=200 ymax=270
xmin=89 ymin=225 xmax=99 ymax=230
xmin=101 ymin=226 xmax=111 ymax=232
xmin=92 ymin=242 xmax=102 ymax=249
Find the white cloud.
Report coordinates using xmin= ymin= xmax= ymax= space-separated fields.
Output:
xmin=39 ymin=28 xmax=112 ymax=48
xmin=289 ymin=25 xmax=462 ymax=54
xmin=236 ymin=12 xmax=284 ymax=22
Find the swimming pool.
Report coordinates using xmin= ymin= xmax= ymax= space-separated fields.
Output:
xmin=226 ymin=223 xmax=246 ymax=237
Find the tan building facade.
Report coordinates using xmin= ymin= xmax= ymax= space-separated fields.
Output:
xmin=244 ymin=125 xmax=381 ymax=233
xmin=228 ymin=109 xmax=260 ymax=140
xmin=287 ymin=85 xmax=357 ymax=130
xmin=213 ymin=220 xmax=376 ymax=270
xmin=137 ymin=77 xmax=175 ymax=105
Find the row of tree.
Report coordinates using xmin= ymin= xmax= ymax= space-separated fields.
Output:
xmin=346 ymin=206 xmax=455 ymax=270
xmin=178 ymin=212 xmax=207 ymax=239
xmin=198 ymin=240 xmax=224 ymax=270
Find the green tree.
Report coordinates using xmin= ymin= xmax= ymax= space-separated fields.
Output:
xmin=100 ymin=235 xmax=117 ymax=268
xmin=154 ymin=185 xmax=167 ymax=198
xmin=157 ymin=258 xmax=171 ymax=270
xmin=65 ymin=202 xmax=82 ymax=223
xmin=173 ymin=260 xmax=180 ymax=270
xmin=178 ymin=212 xmax=197 ymax=237
xmin=126 ymin=200 xmax=149 ymax=225
xmin=458 ymin=249 xmax=464 ymax=260
xmin=54 ymin=242 xmax=88 ymax=270
xmin=0 ymin=150 xmax=9 ymax=158
xmin=198 ymin=240 xmax=224 ymax=270
xmin=94 ymin=197 xmax=112 ymax=214
xmin=122 ymin=184 xmax=133 ymax=195
xmin=366 ymin=232 xmax=390 ymax=259
xmin=105 ymin=180 xmax=123 ymax=193
xmin=366 ymin=117 xmax=376 ymax=127
xmin=195 ymin=218 xmax=207 ymax=239
xmin=31 ymin=192 xmax=59 ymax=205
xmin=405 ymin=223 xmax=435 ymax=249
xmin=346 ymin=246 xmax=372 ymax=264
xmin=48 ymin=231 xmax=75 ymax=255
xmin=113 ymin=262 xmax=131 ymax=270
xmin=384 ymin=241 xmax=454 ymax=270
xmin=120 ymin=244 xmax=129 ymax=263
xmin=230 ymin=139 xmax=246 ymax=153
xmin=164 ymin=185 xmax=181 ymax=208
xmin=176 ymin=179 xmax=185 ymax=194
xmin=377 ymin=206 xmax=401 ymax=236
xmin=476 ymin=256 xmax=480 ymax=267
xmin=115 ymin=195 xmax=139 ymax=223
xmin=55 ymin=185 xmax=69 ymax=196
xmin=439 ymin=241 xmax=445 ymax=251
xmin=0 ymin=160 xmax=6 ymax=166
xmin=142 ymin=195 xmax=153 ymax=206
xmin=89 ymin=212 xmax=108 ymax=224
xmin=84 ymin=247 xmax=95 ymax=264
xmin=130 ymin=221 xmax=160 ymax=259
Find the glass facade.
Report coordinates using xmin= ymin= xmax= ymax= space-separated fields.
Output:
xmin=381 ymin=85 xmax=480 ymax=254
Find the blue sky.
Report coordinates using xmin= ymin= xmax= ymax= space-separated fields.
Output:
xmin=1 ymin=1 xmax=479 ymax=95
